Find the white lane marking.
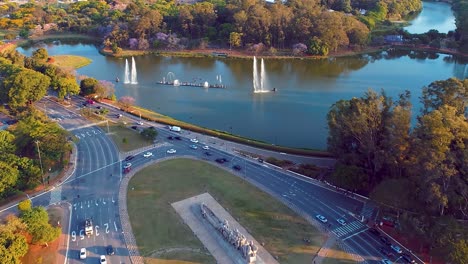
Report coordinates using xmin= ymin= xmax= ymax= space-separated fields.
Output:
xmin=112 ymin=197 xmax=115 ymax=203
xmin=87 ymin=201 xmax=90 ymax=208
xmin=80 ymin=202 xmax=82 ymax=209
xmin=105 ymin=223 xmax=109 ymax=233
xmin=343 ymin=228 xmax=369 ymax=241
xmin=114 ymin=221 xmax=118 ymax=232
xmin=95 ymin=225 xmax=99 ymax=236
xmin=102 ymin=199 xmax=106 ymax=205
xmin=95 ymin=200 xmax=98 ymax=206
xmin=71 ymin=231 xmax=76 ymax=242
xmin=80 ymin=230 xmax=84 ymax=240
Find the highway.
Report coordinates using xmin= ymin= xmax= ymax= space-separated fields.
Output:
xmin=0 ymin=96 xmax=415 ymax=264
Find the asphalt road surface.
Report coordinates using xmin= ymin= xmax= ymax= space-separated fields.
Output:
xmin=0 ymin=96 xmax=416 ymax=264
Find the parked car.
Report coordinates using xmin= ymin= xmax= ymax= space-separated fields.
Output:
xmin=401 ymin=253 xmax=416 ymax=263
xmin=390 ymin=244 xmax=402 ymax=254
xmin=143 ymin=152 xmax=153 ymax=158
xmin=337 ymin=219 xmax=347 ymax=226
xmin=106 ymin=245 xmax=115 ymax=255
xmin=167 ymin=149 xmax=176 ymax=154
xmin=315 ymin=214 xmax=328 ymax=223
xmin=80 ymin=248 xmax=86 ymax=259
xmin=233 ymin=165 xmax=242 ymax=171
xmin=100 ymin=255 xmax=107 ymax=264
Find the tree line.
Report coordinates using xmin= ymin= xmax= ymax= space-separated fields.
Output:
xmin=327 ymin=78 xmax=468 ymax=262
xmin=0 ymin=0 xmax=428 ymax=55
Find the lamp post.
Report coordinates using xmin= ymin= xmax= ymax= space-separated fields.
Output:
xmin=35 ymin=140 xmax=45 ymax=186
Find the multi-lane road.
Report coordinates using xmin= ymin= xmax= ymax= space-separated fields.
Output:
xmin=0 ymin=96 xmax=417 ymax=264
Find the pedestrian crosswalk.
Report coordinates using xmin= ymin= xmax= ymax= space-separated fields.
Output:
xmin=49 ymin=185 xmax=62 ymax=205
xmin=332 ymin=220 xmax=366 ymax=238
xmin=72 ymin=197 xmax=116 ymax=210
xmin=74 ymin=129 xmax=102 ymax=139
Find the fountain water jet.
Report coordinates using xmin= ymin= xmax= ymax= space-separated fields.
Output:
xmin=124 ymin=59 xmax=130 ymax=84
xmin=252 ymin=56 xmax=269 ymax=93
xmin=130 ymin=57 xmax=138 ymax=84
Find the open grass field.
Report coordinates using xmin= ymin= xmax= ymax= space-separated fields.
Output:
xmin=127 ymin=158 xmax=323 ymax=264
xmin=105 ymin=123 xmax=154 ymax=152
xmin=51 ymin=55 xmax=92 ymax=69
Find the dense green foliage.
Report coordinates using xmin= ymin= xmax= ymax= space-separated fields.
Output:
xmin=0 ymin=215 xmax=28 ymax=264
xmin=20 ymin=206 xmax=60 ymax=245
xmin=327 ymin=78 xmax=468 ymax=261
xmin=452 ymin=0 xmax=468 ymax=53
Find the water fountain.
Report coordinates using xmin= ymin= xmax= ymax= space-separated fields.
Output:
xmin=124 ymin=59 xmax=130 ymax=84
xmin=130 ymin=56 xmax=138 ymax=84
xmin=203 ymin=81 xmax=209 ymax=88
xmin=252 ymin=57 xmax=270 ymax=93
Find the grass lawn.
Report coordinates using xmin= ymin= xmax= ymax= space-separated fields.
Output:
xmin=105 ymin=123 xmax=154 ymax=152
xmin=51 ymin=55 xmax=92 ymax=69
xmin=127 ymin=158 xmax=322 ymax=264
xmin=322 ymin=243 xmax=358 ymax=264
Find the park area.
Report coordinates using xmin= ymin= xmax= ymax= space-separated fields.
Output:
xmin=127 ymin=158 xmax=323 ymax=263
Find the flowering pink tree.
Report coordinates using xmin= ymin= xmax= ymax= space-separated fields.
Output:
xmin=118 ymin=96 xmax=135 ymax=110
xmin=292 ymin=43 xmax=308 ymax=55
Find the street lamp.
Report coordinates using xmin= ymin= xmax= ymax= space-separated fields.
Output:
xmin=35 ymin=140 xmax=45 ymax=186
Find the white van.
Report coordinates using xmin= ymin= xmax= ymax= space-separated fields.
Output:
xmin=169 ymin=126 xmax=181 ymax=132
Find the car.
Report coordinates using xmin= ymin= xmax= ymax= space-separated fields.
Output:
xmin=97 ymin=106 xmax=102 ymax=109
xmin=233 ymin=165 xmax=242 ymax=171
xmin=80 ymin=248 xmax=86 ymax=259
xmin=123 ymin=163 xmax=132 ymax=169
xmin=189 ymin=144 xmax=198 ymax=150
xmin=215 ymin=158 xmax=225 ymax=164
xmin=190 ymin=138 xmax=199 ymax=143
xmin=369 ymin=228 xmax=381 ymax=236
xmin=100 ymin=255 xmax=107 ymax=264
xmin=379 ymin=247 xmax=395 ymax=257
xmin=316 ymin=214 xmax=328 ymax=223
xmin=167 ymin=149 xmax=176 ymax=154
xmin=337 ymin=219 xmax=347 ymax=226
xmin=143 ymin=152 xmax=153 ymax=158
xmin=106 ymin=245 xmax=115 ymax=255
xmin=175 ymin=136 xmax=181 ymax=140
xmin=381 ymin=259 xmax=392 ymax=264
xmin=257 ymin=158 xmax=264 ymax=163
xmin=137 ymin=121 xmax=144 ymax=125
xmin=390 ymin=244 xmax=402 ymax=254
xmin=202 ymin=145 xmax=209 ymax=150
xmin=220 ymin=158 xmax=229 ymax=163
xmin=131 ymin=126 xmax=138 ymax=130
xmin=380 ymin=236 xmax=391 ymax=246
xmin=204 ymin=151 xmax=212 ymax=156
xmin=401 ymin=254 xmax=416 ymax=263
xmin=125 ymin=155 xmax=135 ymax=161
xmin=167 ymin=136 xmax=174 ymax=140
xmin=86 ymin=99 xmax=95 ymax=104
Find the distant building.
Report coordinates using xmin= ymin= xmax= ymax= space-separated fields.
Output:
xmin=384 ymin=35 xmax=404 ymax=44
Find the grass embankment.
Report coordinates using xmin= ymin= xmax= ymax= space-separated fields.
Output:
xmin=127 ymin=159 xmax=323 ymax=263
xmin=102 ymin=100 xmax=332 ymax=157
xmin=322 ymin=242 xmax=358 ymax=264
xmin=51 ymin=55 xmax=92 ymax=69
xmin=105 ymin=123 xmax=154 ymax=152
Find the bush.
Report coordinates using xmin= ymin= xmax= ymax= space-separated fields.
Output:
xmin=265 ymin=157 xmax=294 ymax=167
xmin=290 ymin=164 xmax=320 ymax=178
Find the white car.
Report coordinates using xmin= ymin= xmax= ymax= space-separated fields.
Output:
xmin=202 ymin=145 xmax=209 ymax=150
xmin=390 ymin=244 xmax=402 ymax=254
xmin=100 ymin=255 xmax=107 ymax=264
xmin=190 ymin=138 xmax=198 ymax=143
xmin=143 ymin=152 xmax=153 ymax=158
xmin=337 ymin=219 xmax=347 ymax=226
xmin=137 ymin=121 xmax=144 ymax=125
xmin=167 ymin=149 xmax=176 ymax=154
xmin=316 ymin=214 xmax=328 ymax=223
xmin=123 ymin=163 xmax=132 ymax=169
xmin=79 ymin=248 xmax=86 ymax=259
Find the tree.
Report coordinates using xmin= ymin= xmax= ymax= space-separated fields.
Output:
xmin=421 ymin=78 xmax=468 ymax=115
xmin=17 ymin=199 xmax=31 ymax=212
xmin=20 ymin=206 xmax=60 ymax=246
xmin=308 ymin=36 xmax=329 ymax=56
xmin=0 ymin=160 xmax=19 ymax=196
xmin=118 ymin=96 xmax=135 ymax=110
xmin=0 ymin=130 xmax=16 ymax=155
xmin=141 ymin=127 xmax=158 ymax=141
xmin=31 ymin=48 xmax=48 ymax=62
xmin=0 ymin=215 xmax=28 ymax=264
xmin=3 ymin=69 xmax=50 ymax=108
xmin=56 ymin=77 xmax=80 ymax=99
xmin=450 ymin=239 xmax=468 ymax=264
xmin=94 ymin=80 xmax=115 ymax=99
xmin=229 ymin=32 xmax=242 ymax=48
xmin=79 ymin=77 xmax=98 ymax=96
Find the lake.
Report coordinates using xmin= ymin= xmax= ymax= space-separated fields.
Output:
xmin=404 ymin=1 xmax=456 ymax=34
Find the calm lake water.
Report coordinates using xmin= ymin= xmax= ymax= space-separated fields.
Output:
xmin=19 ymin=43 xmax=467 ymax=150
xmin=404 ymin=1 xmax=456 ymax=34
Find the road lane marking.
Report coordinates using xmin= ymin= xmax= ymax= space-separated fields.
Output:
xmin=342 ymin=228 xmax=369 ymax=241
xmin=105 ymin=223 xmax=109 ymax=233
xmin=114 ymin=221 xmax=118 ymax=232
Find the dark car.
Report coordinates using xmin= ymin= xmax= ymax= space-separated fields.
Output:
xmin=167 ymin=136 xmax=174 ymax=140
xmin=379 ymin=247 xmax=394 ymax=257
xmin=369 ymin=228 xmax=381 ymax=237
xmin=106 ymin=245 xmax=115 ymax=255
xmin=380 ymin=236 xmax=391 ymax=246
xmin=401 ymin=254 xmax=416 ymax=263
xmin=215 ymin=158 xmax=225 ymax=164
xmin=96 ymin=106 xmax=102 ymax=109
xmin=221 ymin=158 xmax=229 ymax=163
xmin=175 ymin=136 xmax=181 ymax=140
xmin=204 ymin=151 xmax=212 ymax=156
xmin=233 ymin=165 xmax=242 ymax=171
xmin=258 ymin=158 xmax=264 ymax=163
xmin=131 ymin=126 xmax=138 ymax=130
xmin=125 ymin=155 xmax=135 ymax=161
